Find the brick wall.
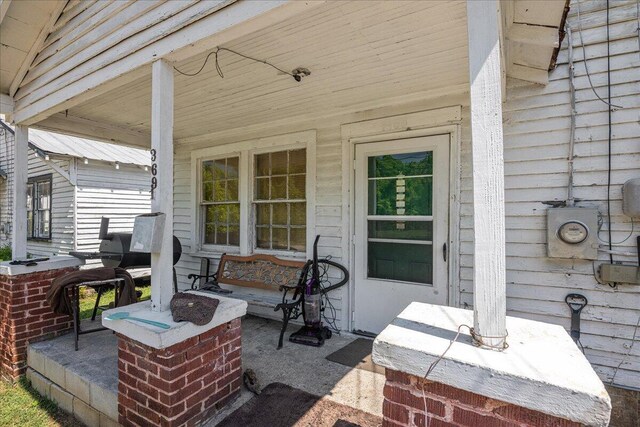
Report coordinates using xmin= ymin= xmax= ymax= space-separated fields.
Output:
xmin=383 ymin=369 xmax=583 ymax=427
xmin=0 ymin=268 xmax=76 ymax=379
xmin=117 ymin=318 xmax=242 ymax=427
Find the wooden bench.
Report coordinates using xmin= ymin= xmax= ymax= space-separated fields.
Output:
xmin=188 ymin=254 xmax=309 ymax=348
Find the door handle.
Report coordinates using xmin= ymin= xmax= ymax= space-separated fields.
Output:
xmin=443 ymin=242 xmax=448 ymax=262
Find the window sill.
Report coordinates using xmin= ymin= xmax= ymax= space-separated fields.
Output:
xmin=28 ymin=238 xmax=52 ymax=242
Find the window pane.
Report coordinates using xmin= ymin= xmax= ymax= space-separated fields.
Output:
xmin=256 ymin=177 xmax=269 ymax=200
xmin=368 ymin=241 xmax=432 ymax=284
xmin=202 ymin=161 xmax=214 ymax=181
xmin=368 ymin=220 xmax=432 ymax=241
xmin=228 ymin=204 xmax=240 ymax=225
xmin=212 ymin=180 xmax=226 ymax=202
xmin=272 ymin=228 xmax=288 ymax=250
xmin=368 ymin=179 xmax=396 ymax=216
xmin=227 ymin=157 xmax=239 ymax=178
xmin=227 ymin=179 xmax=238 ymax=201
xmin=256 ymin=204 xmax=270 ymax=226
xmin=289 ymin=149 xmax=306 ymax=173
xmin=405 ymin=177 xmax=432 ymax=216
xmin=213 ymin=159 xmax=226 ymax=179
xmin=256 ymin=227 xmax=270 ymax=249
xmin=272 ymin=203 xmax=287 ymax=225
xmin=271 ymin=176 xmax=286 ymax=199
xmin=290 ymin=228 xmax=306 ymax=252
xmin=271 ymin=151 xmax=287 ymax=175
xmin=229 ymin=225 xmax=240 ymax=246
xmin=289 ymin=175 xmax=305 ymax=199
xmin=256 ymin=153 xmax=269 ymax=177
xmin=202 ymin=182 xmax=213 ymax=202
xmin=368 ymin=151 xmax=432 ymax=178
xmin=291 ymin=203 xmax=306 ymax=225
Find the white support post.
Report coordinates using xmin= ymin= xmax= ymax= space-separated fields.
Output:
xmin=150 ymin=59 xmax=174 ymax=312
xmin=466 ymin=0 xmax=507 ymax=349
xmin=11 ymin=125 xmax=28 ymax=259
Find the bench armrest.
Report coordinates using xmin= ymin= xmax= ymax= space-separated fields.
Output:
xmin=188 ymin=273 xmax=218 ymax=290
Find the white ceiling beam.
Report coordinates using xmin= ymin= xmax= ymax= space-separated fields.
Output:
xmin=33 ymin=113 xmax=151 ymax=149
xmin=0 ymin=0 xmax=12 ymax=25
xmin=508 ymin=63 xmax=549 ymax=85
xmin=0 ymin=94 xmax=14 ymax=115
xmin=8 ymin=0 xmax=67 ymax=98
xmin=507 ymin=23 xmax=560 ymax=47
xmin=14 ymin=0 xmax=324 ymax=126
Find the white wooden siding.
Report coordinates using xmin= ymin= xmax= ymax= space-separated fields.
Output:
xmin=458 ymin=0 xmax=640 ymax=389
xmin=75 ymin=161 xmax=151 ymax=265
xmin=1 ymin=126 xmax=76 ymax=255
xmin=0 ymin=128 xmax=151 ymax=259
xmin=0 ymin=127 xmax=12 ymax=247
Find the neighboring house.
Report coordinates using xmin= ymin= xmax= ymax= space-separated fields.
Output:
xmin=0 ymin=120 xmax=151 ymax=258
xmin=0 ymin=0 xmax=637 ymax=395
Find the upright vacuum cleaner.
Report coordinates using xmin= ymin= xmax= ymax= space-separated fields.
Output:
xmin=289 ymin=235 xmax=333 ymax=347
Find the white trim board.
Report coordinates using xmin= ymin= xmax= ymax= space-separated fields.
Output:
xmin=340 ymin=105 xmax=463 ymax=331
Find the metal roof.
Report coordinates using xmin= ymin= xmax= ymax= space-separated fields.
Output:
xmin=0 ymin=120 xmax=150 ymax=166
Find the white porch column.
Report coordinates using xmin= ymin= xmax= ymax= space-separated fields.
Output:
xmin=466 ymin=0 xmax=507 ymax=348
xmin=150 ymin=59 xmax=174 ymax=312
xmin=11 ymin=125 xmax=28 ymax=259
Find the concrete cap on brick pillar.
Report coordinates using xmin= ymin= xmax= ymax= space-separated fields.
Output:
xmin=372 ymin=302 xmax=611 ymax=427
xmin=102 ymin=290 xmax=247 ymax=349
xmin=0 ymin=256 xmax=84 ymax=276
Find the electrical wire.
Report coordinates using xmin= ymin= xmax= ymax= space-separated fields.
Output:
xmin=610 ymin=315 xmax=640 ymax=385
xmin=418 ymin=324 xmax=508 ymax=427
xmin=636 ymin=0 xmax=640 ymax=62
xmin=597 ymin=217 xmax=635 ymax=245
xmin=575 ymin=1 xmax=624 ymax=109
xmin=173 ymin=46 xmax=300 ymax=80
xmin=605 ymin=0 xmax=614 ymax=266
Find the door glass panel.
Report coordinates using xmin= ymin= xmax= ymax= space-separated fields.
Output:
xmin=368 ymin=220 xmax=432 ymax=241
xmin=366 ymin=150 xmax=434 ymax=284
xmin=368 ymin=242 xmax=433 ymax=284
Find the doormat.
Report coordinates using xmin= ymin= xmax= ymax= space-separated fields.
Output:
xmin=217 ymin=382 xmax=382 ymax=427
xmin=325 ymin=338 xmax=385 ymax=375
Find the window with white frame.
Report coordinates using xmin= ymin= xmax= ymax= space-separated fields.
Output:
xmin=27 ymin=174 xmax=52 ymax=240
xmin=194 ymin=131 xmax=314 ymax=255
xmin=200 ymin=157 xmax=240 ymax=246
xmin=254 ymin=149 xmax=306 ymax=251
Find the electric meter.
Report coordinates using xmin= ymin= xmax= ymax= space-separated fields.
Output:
xmin=547 ymin=207 xmax=598 ymax=259
xmin=557 ymin=221 xmax=589 ymax=244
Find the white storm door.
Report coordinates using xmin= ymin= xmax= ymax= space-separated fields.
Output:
xmin=353 ymin=134 xmax=450 ymax=335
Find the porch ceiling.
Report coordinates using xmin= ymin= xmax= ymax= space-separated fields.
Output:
xmin=34 ymin=1 xmax=470 ymax=147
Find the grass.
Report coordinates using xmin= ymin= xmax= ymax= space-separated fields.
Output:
xmin=0 ymin=377 xmax=82 ymax=427
xmin=0 ymin=246 xmax=11 ymax=262
xmin=78 ymin=285 xmax=151 ymax=320
xmin=0 ymin=286 xmax=151 ymax=426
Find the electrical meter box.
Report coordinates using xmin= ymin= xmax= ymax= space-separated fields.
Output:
xmin=622 ymin=178 xmax=640 ymax=218
xmin=547 ymin=207 xmax=598 ymax=260
xmin=130 ymin=212 xmax=166 ymax=253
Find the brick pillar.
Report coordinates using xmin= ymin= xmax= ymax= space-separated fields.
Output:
xmin=0 ymin=267 xmax=77 ymax=379
xmin=117 ymin=318 xmax=242 ymax=427
xmin=382 ymin=369 xmax=582 ymax=427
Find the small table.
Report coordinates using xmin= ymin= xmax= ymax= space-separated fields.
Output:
xmin=69 ymin=278 xmax=124 ymax=351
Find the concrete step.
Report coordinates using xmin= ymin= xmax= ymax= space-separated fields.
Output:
xmin=26 ymin=327 xmax=120 ymax=427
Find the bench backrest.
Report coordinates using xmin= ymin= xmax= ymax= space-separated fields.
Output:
xmin=216 ymin=254 xmax=306 ymax=291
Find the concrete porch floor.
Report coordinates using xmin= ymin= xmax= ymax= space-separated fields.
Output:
xmin=26 ymin=315 xmax=385 ymax=426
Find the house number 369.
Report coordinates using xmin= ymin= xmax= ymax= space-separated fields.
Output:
xmin=150 ymin=149 xmax=158 ymax=199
